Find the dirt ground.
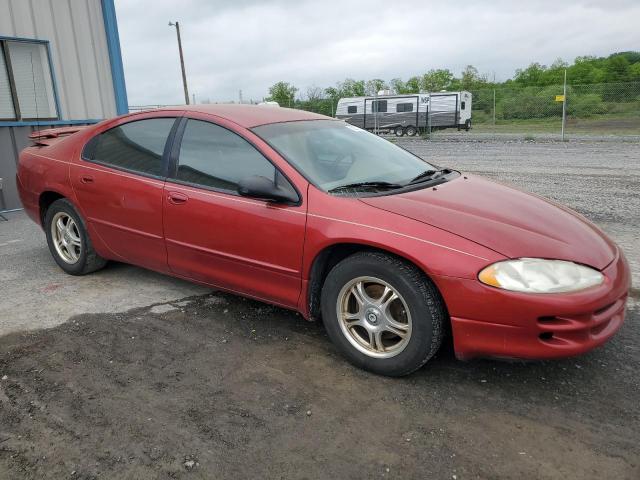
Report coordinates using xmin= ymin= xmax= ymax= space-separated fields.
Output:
xmin=0 ymin=136 xmax=638 ymax=479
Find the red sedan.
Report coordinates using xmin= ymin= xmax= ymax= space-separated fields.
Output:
xmin=17 ymin=105 xmax=630 ymax=376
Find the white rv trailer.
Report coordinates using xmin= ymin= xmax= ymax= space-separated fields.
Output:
xmin=335 ymin=91 xmax=472 ymax=136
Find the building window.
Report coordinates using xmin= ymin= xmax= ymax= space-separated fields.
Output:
xmin=347 ymin=105 xmax=357 ymax=114
xmin=396 ymin=103 xmax=414 ymax=113
xmin=371 ymin=100 xmax=387 ymax=113
xmin=0 ymin=40 xmax=58 ymax=121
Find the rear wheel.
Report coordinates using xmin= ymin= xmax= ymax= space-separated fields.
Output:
xmin=44 ymin=198 xmax=107 ymax=275
xmin=394 ymin=126 xmax=405 ymax=137
xmin=321 ymin=252 xmax=445 ymax=376
xmin=465 ymin=119 xmax=471 ymax=131
xmin=405 ymin=125 xmax=417 ymax=136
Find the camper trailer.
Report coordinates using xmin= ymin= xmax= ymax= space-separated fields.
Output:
xmin=335 ymin=91 xmax=472 ymax=136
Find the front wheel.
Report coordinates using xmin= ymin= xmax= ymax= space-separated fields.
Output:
xmin=321 ymin=252 xmax=446 ymax=376
xmin=405 ymin=125 xmax=417 ymax=136
xmin=44 ymin=198 xmax=107 ymax=275
xmin=394 ymin=126 xmax=405 ymax=137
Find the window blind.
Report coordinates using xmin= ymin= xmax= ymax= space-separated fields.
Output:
xmin=0 ymin=48 xmax=16 ymax=119
xmin=7 ymin=41 xmax=57 ymax=119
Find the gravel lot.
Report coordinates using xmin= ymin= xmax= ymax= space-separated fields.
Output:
xmin=0 ymin=136 xmax=638 ymax=479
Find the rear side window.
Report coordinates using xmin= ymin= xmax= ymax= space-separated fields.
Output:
xmin=176 ymin=119 xmax=294 ymax=196
xmin=461 ymin=101 xmax=466 ymax=110
xmin=396 ymin=102 xmax=414 ymax=113
xmin=84 ymin=118 xmax=175 ymax=177
xmin=347 ymin=105 xmax=357 ymax=114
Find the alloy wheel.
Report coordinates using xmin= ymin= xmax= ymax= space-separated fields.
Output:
xmin=336 ymin=276 xmax=412 ymax=358
xmin=51 ymin=212 xmax=82 ymax=264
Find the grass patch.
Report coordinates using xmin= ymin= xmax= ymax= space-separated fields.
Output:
xmin=471 ymin=113 xmax=640 ymax=135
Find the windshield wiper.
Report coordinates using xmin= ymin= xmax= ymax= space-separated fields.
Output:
xmin=328 ymin=181 xmax=404 ymax=193
xmin=406 ymin=168 xmax=451 ymax=185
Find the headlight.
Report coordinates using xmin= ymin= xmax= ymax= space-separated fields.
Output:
xmin=478 ymin=258 xmax=604 ymax=293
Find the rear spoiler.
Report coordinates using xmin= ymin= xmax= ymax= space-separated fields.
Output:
xmin=29 ymin=126 xmax=90 ymax=146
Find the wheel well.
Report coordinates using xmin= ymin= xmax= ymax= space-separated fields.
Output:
xmin=307 ymin=243 xmax=445 ymax=322
xmin=39 ymin=191 xmax=65 ymax=226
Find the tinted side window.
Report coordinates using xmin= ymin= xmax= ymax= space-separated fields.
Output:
xmin=87 ymin=118 xmax=175 ymax=177
xmin=176 ymin=119 xmax=278 ymax=193
xmin=347 ymin=105 xmax=357 ymax=114
xmin=371 ymin=100 xmax=387 ymax=113
xmin=397 ymin=103 xmax=414 ymax=112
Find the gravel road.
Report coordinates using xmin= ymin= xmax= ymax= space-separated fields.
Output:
xmin=0 ymin=136 xmax=638 ymax=479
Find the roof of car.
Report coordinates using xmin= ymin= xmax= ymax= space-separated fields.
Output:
xmin=151 ymin=104 xmax=334 ymax=128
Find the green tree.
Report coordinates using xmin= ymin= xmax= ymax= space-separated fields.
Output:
xmin=365 ymin=78 xmax=389 ymax=95
xmin=420 ymin=69 xmax=454 ymax=91
xmin=405 ymin=76 xmax=421 ymax=93
xmin=606 ymin=55 xmax=631 ymax=82
xmin=514 ymin=63 xmax=546 ymax=86
xmin=267 ymin=81 xmax=297 ymax=106
xmin=460 ymin=65 xmax=487 ymax=90
xmin=390 ymin=78 xmax=406 ymax=94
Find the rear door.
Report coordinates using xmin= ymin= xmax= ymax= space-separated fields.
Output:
xmin=71 ymin=113 xmax=180 ymax=272
xmin=162 ymin=115 xmax=307 ymax=308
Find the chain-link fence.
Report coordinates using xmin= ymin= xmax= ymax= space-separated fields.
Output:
xmin=129 ymin=81 xmax=640 ymax=138
xmin=469 ymin=81 xmax=640 ymax=136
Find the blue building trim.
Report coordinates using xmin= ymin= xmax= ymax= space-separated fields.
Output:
xmin=0 ymin=35 xmax=48 ymax=44
xmin=0 ymin=36 xmax=61 ymax=122
xmin=0 ymin=119 xmax=101 ymax=127
xmin=101 ymin=0 xmax=128 ymax=115
xmin=45 ymin=42 xmax=62 ymax=122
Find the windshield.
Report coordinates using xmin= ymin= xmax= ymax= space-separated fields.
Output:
xmin=252 ymin=120 xmax=438 ymax=191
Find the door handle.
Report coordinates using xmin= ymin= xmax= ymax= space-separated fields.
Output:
xmin=167 ymin=191 xmax=188 ymax=205
xmin=80 ymin=175 xmax=94 ymax=184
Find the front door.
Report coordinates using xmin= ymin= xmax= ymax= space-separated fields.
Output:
xmin=71 ymin=115 xmax=178 ymax=272
xmin=162 ymin=117 xmax=307 ymax=308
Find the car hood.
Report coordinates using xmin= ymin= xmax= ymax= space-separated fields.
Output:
xmin=360 ymin=175 xmax=616 ymax=270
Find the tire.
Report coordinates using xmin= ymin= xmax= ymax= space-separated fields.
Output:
xmin=465 ymin=119 xmax=471 ymax=131
xmin=44 ymin=198 xmax=107 ymax=275
xmin=405 ymin=126 xmax=417 ymax=137
xmin=394 ymin=126 xmax=405 ymax=137
xmin=320 ymin=251 xmax=445 ymax=376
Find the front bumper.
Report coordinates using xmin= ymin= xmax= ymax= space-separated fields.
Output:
xmin=433 ymin=250 xmax=631 ymax=360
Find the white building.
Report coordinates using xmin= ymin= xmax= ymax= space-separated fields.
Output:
xmin=0 ymin=0 xmax=128 ymax=211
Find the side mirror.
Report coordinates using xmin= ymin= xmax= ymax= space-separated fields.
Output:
xmin=237 ymin=175 xmax=298 ymax=204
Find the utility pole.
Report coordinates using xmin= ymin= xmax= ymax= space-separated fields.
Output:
xmin=561 ymin=68 xmax=567 ymax=141
xmin=168 ymin=21 xmax=189 ymax=105
xmin=239 ymin=89 xmax=243 ymax=104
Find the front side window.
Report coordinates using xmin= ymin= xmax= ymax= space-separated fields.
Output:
xmin=176 ymin=119 xmax=294 ymax=196
xmin=253 ymin=120 xmax=438 ymax=191
xmin=0 ymin=40 xmax=58 ymax=120
xmin=397 ymin=103 xmax=414 ymax=113
xmin=85 ymin=118 xmax=175 ymax=177
xmin=347 ymin=105 xmax=357 ymax=114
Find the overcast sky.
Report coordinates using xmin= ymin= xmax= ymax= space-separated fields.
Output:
xmin=114 ymin=0 xmax=640 ymax=106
